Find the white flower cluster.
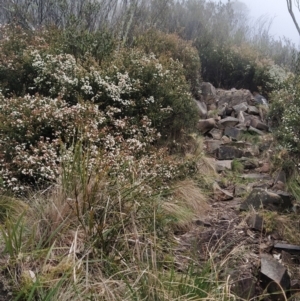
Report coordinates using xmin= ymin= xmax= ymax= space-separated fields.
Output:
xmin=30 ymin=50 xmax=80 ymax=96
xmin=0 ymin=38 xmax=194 ymax=194
xmin=265 ymin=64 xmax=289 ymax=90
xmin=0 ymin=89 xmax=177 ymax=193
xmin=0 ymin=94 xmax=107 ymax=191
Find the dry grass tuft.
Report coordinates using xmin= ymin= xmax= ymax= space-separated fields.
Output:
xmin=197 ymin=157 xmax=217 ymax=177
xmin=164 ymin=179 xmax=209 ymax=231
xmin=261 ymin=210 xmax=300 ymax=244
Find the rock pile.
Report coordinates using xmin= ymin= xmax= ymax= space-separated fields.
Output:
xmin=196 ymin=82 xmax=269 ymax=136
xmin=176 ymin=83 xmax=300 ymax=301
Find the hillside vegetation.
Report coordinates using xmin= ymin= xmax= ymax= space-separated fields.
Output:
xmin=0 ymin=0 xmax=299 ymax=300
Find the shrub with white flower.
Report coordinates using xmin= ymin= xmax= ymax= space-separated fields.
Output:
xmin=0 ymin=94 xmax=107 ymax=189
xmin=0 ymin=90 xmax=183 ymax=193
xmin=0 ymin=24 xmax=47 ymax=97
xmin=98 ymin=48 xmax=199 ymax=138
xmin=30 ymin=51 xmax=81 ymax=101
xmin=254 ymin=59 xmax=289 ymax=95
xmin=0 ymin=25 xmax=198 ymax=194
xmin=269 ymin=75 xmax=300 ymax=153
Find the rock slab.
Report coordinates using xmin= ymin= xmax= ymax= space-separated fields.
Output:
xmin=260 ymin=254 xmax=290 ymax=300
xmin=247 ymin=214 xmax=264 ymax=231
xmin=240 ymin=188 xmax=292 ymax=211
xmin=217 ymin=146 xmax=243 ymax=160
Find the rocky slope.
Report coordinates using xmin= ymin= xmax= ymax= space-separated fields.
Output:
xmin=176 ymin=83 xmax=300 ymax=301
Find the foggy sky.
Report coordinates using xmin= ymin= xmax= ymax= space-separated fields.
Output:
xmin=218 ymin=0 xmax=300 ymax=45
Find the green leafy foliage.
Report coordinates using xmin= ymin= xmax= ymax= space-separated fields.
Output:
xmin=101 ymin=48 xmax=199 ymax=138
xmin=269 ymin=76 xmax=300 ymax=153
xmin=134 ymin=29 xmax=202 ymax=97
xmin=199 ymin=43 xmax=254 ymax=89
xmin=199 ymin=42 xmax=288 ymax=95
xmin=0 ymin=24 xmax=37 ymax=97
xmin=0 ymin=25 xmax=199 ymax=192
xmin=46 ymin=26 xmax=116 ymax=64
xmin=0 ymin=2 xmax=299 ymax=301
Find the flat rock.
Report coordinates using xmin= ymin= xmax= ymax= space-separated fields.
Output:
xmin=243 ymin=145 xmax=260 ymax=157
xmin=232 ymin=102 xmax=248 ymax=113
xmin=197 ymin=118 xmax=217 ymax=134
xmin=240 ymin=188 xmax=292 ymax=211
xmin=221 ymin=135 xmax=231 ymax=144
xmin=224 ymin=127 xmax=244 ymax=140
xmin=241 ymin=173 xmax=271 ymax=180
xmin=200 ymin=82 xmax=217 ymax=105
xmin=194 ymin=100 xmax=207 ymax=118
xmin=215 ymin=160 xmax=232 ymax=172
xmin=251 ymin=118 xmax=269 ymax=131
xmin=274 ymin=243 xmax=300 ymax=253
xmin=243 ymin=111 xmax=253 ymax=123
xmin=251 ymin=180 xmax=273 ymax=190
xmin=236 ymin=157 xmax=259 ymax=169
xmin=217 ymin=88 xmax=253 ymax=108
xmin=226 ymin=142 xmax=260 ymax=157
xmin=248 ymin=126 xmax=265 ymax=135
xmin=217 ymin=146 xmax=243 ymax=160
xmin=236 ymin=123 xmax=248 ymax=130
xmin=218 ymin=117 xmax=239 ymax=129
xmin=237 ymin=110 xmax=245 ymax=123
xmin=228 ymin=141 xmax=251 ymax=148
xmin=204 ymin=140 xmax=222 ymax=154
xmin=247 ymin=105 xmax=259 ymax=115
xmin=260 ymin=254 xmax=290 ymax=300
xmin=209 ymin=128 xmax=223 ymax=140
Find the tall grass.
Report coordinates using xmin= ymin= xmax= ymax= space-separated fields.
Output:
xmin=0 ymin=139 xmax=244 ymax=301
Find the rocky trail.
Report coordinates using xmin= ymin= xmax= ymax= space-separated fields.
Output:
xmin=175 ymin=83 xmax=300 ymax=300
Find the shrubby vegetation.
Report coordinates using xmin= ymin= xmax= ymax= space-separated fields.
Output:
xmin=0 ymin=22 xmax=207 ymax=301
xmin=0 ymin=0 xmax=299 ymax=300
xmin=134 ymin=30 xmax=202 ymax=97
xmin=200 ymin=43 xmax=288 ymax=95
xmin=269 ymin=75 xmax=300 ymax=153
xmin=0 ymin=24 xmax=199 ymax=192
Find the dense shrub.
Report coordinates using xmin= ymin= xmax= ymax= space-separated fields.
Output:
xmin=252 ymin=57 xmax=289 ymax=97
xmin=0 ymin=95 xmax=104 ymax=190
xmin=199 ymin=42 xmax=288 ymax=95
xmin=0 ymin=25 xmax=198 ymax=138
xmin=0 ymin=26 xmax=199 ymax=193
xmin=0 ymin=25 xmax=115 ymax=97
xmin=199 ymin=43 xmax=254 ymax=89
xmin=99 ymin=48 xmax=199 ymax=138
xmin=43 ymin=26 xmax=116 ymax=64
xmin=269 ymin=76 xmax=300 ymax=153
xmin=0 ymin=24 xmax=38 ymax=96
xmin=134 ymin=30 xmax=202 ymax=97
xmin=28 ymin=47 xmax=198 ymax=138
xmin=0 ymin=91 xmax=184 ymax=192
